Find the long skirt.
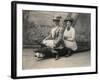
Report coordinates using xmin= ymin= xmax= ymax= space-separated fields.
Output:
xmin=64 ymin=40 xmax=77 ymax=51
xmin=42 ymin=39 xmax=64 ymax=49
xmin=42 ymin=40 xmax=55 ymax=48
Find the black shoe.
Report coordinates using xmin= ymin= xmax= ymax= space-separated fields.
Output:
xmin=65 ymin=49 xmax=72 ymax=57
xmin=55 ymin=55 xmax=59 ymax=60
xmin=65 ymin=53 xmax=72 ymax=57
xmin=65 ymin=54 xmax=70 ymax=57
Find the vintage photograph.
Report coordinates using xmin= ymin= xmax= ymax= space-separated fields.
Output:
xmin=11 ymin=1 xmax=97 ymax=78
xmin=22 ymin=10 xmax=91 ymax=69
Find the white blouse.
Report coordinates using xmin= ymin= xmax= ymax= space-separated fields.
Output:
xmin=63 ymin=26 xmax=77 ymax=51
xmin=42 ymin=26 xmax=59 ymax=48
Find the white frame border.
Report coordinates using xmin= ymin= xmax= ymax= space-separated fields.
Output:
xmin=16 ymin=3 xmax=97 ymax=77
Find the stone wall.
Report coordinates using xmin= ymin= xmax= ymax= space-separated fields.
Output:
xmin=23 ymin=10 xmax=90 ymax=49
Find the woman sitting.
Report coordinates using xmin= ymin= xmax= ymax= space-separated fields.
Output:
xmin=42 ymin=15 xmax=64 ymax=60
xmin=62 ymin=16 xmax=78 ymax=57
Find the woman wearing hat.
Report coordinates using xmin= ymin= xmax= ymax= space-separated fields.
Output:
xmin=42 ymin=15 xmax=64 ymax=60
xmin=63 ymin=16 xmax=77 ymax=57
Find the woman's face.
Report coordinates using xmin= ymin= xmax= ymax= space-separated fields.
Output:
xmin=66 ymin=21 xmax=72 ymax=28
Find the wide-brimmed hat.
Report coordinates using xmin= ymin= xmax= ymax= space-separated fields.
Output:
xmin=53 ymin=15 xmax=62 ymax=21
xmin=64 ymin=16 xmax=73 ymax=22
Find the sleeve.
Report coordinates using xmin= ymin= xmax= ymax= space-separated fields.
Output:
xmin=43 ymin=29 xmax=52 ymax=40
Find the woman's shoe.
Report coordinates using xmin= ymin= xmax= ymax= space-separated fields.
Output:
xmin=65 ymin=50 xmax=72 ymax=57
xmin=65 ymin=53 xmax=71 ymax=57
xmin=55 ymin=54 xmax=59 ymax=60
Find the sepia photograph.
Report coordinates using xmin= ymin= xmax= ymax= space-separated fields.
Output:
xmin=22 ymin=10 xmax=91 ymax=69
xmin=11 ymin=1 xmax=97 ymax=79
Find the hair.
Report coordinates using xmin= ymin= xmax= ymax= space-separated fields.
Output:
xmin=64 ymin=20 xmax=73 ymax=25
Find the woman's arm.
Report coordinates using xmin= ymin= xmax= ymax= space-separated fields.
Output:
xmin=43 ymin=33 xmax=52 ymax=40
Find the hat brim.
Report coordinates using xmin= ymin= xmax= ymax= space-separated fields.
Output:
xmin=64 ymin=20 xmax=73 ymax=22
xmin=53 ymin=19 xmax=60 ymax=21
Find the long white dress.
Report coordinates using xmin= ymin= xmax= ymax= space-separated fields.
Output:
xmin=63 ymin=26 xmax=77 ymax=51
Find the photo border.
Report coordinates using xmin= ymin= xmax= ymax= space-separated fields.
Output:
xmin=11 ymin=1 xmax=98 ymax=79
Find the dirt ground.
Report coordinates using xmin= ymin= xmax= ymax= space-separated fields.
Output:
xmin=22 ymin=49 xmax=90 ymax=70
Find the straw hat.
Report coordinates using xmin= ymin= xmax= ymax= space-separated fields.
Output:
xmin=53 ymin=15 xmax=62 ymax=21
xmin=64 ymin=16 xmax=73 ymax=22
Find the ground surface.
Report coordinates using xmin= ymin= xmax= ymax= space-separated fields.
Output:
xmin=22 ymin=49 xmax=90 ymax=69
